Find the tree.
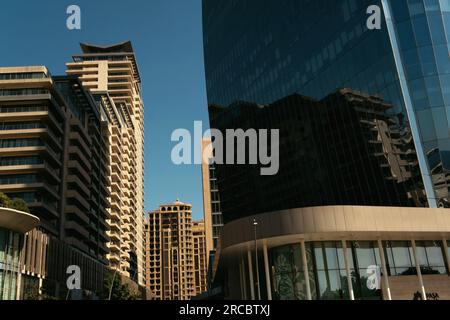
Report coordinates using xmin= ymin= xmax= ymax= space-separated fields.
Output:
xmin=0 ymin=192 xmax=12 ymax=208
xmin=101 ymin=272 xmax=140 ymax=300
xmin=10 ymin=198 xmax=30 ymax=213
xmin=0 ymin=192 xmax=30 ymax=213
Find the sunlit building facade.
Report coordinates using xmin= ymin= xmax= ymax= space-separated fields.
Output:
xmin=145 ymin=201 xmax=195 ymax=300
xmin=66 ymin=42 xmax=145 ymax=285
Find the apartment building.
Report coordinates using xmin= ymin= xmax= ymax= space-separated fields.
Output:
xmin=0 ymin=66 xmax=109 ymax=298
xmin=201 ymin=138 xmax=223 ymax=287
xmin=66 ymin=41 xmax=145 ymax=285
xmin=145 ymin=201 xmax=201 ymax=300
xmin=192 ymin=220 xmax=207 ymax=295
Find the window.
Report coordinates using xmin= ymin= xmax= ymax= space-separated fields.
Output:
xmin=0 ymin=122 xmax=44 ymax=131
xmin=310 ymin=242 xmax=351 ymax=300
xmin=384 ymin=241 xmax=416 ymax=276
xmin=0 ymin=138 xmax=44 ymax=148
xmin=415 ymin=241 xmax=447 ymax=274
xmin=0 ymin=174 xmax=38 ymax=185
xmin=0 ymin=156 xmax=43 ymax=166
xmin=0 ymin=89 xmax=48 ymax=96
xmin=0 ymin=105 xmax=47 ymax=113
xmin=0 ymin=72 xmax=47 ymax=80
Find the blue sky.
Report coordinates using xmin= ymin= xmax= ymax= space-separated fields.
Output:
xmin=0 ymin=0 xmax=209 ymax=220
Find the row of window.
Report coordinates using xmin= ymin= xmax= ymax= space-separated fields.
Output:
xmin=270 ymin=240 xmax=450 ymax=300
xmin=0 ymin=105 xmax=47 ymax=113
xmin=0 ymin=72 xmax=47 ymax=80
xmin=0 ymin=89 xmax=48 ymax=96
xmin=0 ymin=122 xmax=44 ymax=131
xmin=0 ymin=156 xmax=43 ymax=167
xmin=0 ymin=138 xmax=44 ymax=149
xmin=0 ymin=229 xmax=21 ymax=300
xmin=0 ymin=174 xmax=38 ymax=185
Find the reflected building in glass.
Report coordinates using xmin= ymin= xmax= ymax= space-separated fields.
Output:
xmin=209 ymin=89 xmax=425 ymax=222
xmin=203 ymin=0 xmax=450 ymax=208
xmin=202 ymin=0 xmax=450 ymax=300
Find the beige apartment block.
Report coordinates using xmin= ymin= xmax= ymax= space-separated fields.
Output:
xmin=66 ymin=42 xmax=145 ymax=285
xmin=201 ymin=138 xmax=223 ymax=277
xmin=201 ymin=138 xmax=214 ymax=267
xmin=192 ymin=220 xmax=208 ymax=295
xmin=145 ymin=201 xmax=207 ymax=300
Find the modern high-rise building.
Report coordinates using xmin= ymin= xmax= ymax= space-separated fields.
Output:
xmin=0 ymin=66 xmax=110 ymax=298
xmin=66 ymin=42 xmax=145 ymax=285
xmin=202 ymin=0 xmax=450 ymax=300
xmin=203 ymin=0 xmax=450 ymax=208
xmin=144 ymin=201 xmax=208 ymax=300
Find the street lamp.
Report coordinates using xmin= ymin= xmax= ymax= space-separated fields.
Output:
xmin=253 ymin=219 xmax=261 ymax=300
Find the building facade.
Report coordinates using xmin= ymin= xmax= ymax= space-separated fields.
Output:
xmin=201 ymin=138 xmax=223 ymax=281
xmin=192 ymin=220 xmax=208 ymax=295
xmin=202 ymin=0 xmax=450 ymax=299
xmin=0 ymin=66 xmax=110 ymax=298
xmin=0 ymin=207 xmax=39 ymax=300
xmin=221 ymin=206 xmax=450 ymax=300
xmin=66 ymin=42 xmax=145 ymax=285
xmin=145 ymin=201 xmax=208 ymax=300
xmin=209 ymin=89 xmax=424 ymax=223
xmin=203 ymin=0 xmax=450 ymax=208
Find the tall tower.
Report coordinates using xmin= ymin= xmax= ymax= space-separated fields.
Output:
xmin=66 ymin=42 xmax=145 ymax=284
xmin=145 ymin=201 xmax=196 ymax=300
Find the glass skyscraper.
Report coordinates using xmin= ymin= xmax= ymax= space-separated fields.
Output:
xmin=203 ymin=0 xmax=450 ymax=210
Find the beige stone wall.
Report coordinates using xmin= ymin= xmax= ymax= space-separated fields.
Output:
xmin=384 ymin=275 xmax=450 ymax=300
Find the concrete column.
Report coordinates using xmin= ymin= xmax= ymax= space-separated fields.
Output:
xmin=263 ymin=242 xmax=272 ymax=300
xmin=342 ymin=240 xmax=355 ymax=300
xmin=247 ymin=250 xmax=255 ymax=300
xmin=442 ymin=238 xmax=450 ymax=275
xmin=239 ymin=261 xmax=244 ymax=299
xmin=241 ymin=258 xmax=248 ymax=300
xmin=411 ymin=240 xmax=427 ymax=300
xmin=377 ymin=239 xmax=391 ymax=300
xmin=300 ymin=240 xmax=312 ymax=300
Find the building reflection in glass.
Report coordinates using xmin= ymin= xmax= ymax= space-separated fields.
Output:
xmin=269 ymin=239 xmax=448 ymax=300
xmin=202 ymin=0 xmax=450 ymax=211
xmin=209 ymin=89 xmax=427 ymax=223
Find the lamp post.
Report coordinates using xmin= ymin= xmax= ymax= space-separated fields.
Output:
xmin=253 ymin=219 xmax=261 ymax=300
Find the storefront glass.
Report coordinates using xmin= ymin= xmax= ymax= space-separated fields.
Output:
xmin=0 ymin=228 xmax=21 ymax=300
xmin=269 ymin=241 xmax=400 ymax=300
xmin=269 ymin=244 xmax=308 ymax=300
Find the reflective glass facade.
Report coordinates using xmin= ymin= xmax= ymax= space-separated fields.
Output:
xmin=203 ymin=0 xmax=450 ymax=218
xmin=0 ymin=228 xmax=21 ymax=300
xmin=209 ymin=90 xmax=425 ymax=222
xmin=385 ymin=0 xmax=450 ymax=206
xmin=269 ymin=240 xmax=448 ymax=300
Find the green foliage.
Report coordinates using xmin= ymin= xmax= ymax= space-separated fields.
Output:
xmin=101 ymin=272 xmax=141 ymax=300
xmin=0 ymin=192 xmax=30 ymax=213
xmin=0 ymin=192 xmax=11 ymax=208
xmin=10 ymin=198 xmax=30 ymax=213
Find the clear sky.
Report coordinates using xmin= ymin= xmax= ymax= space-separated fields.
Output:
xmin=0 ymin=0 xmax=209 ymax=220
